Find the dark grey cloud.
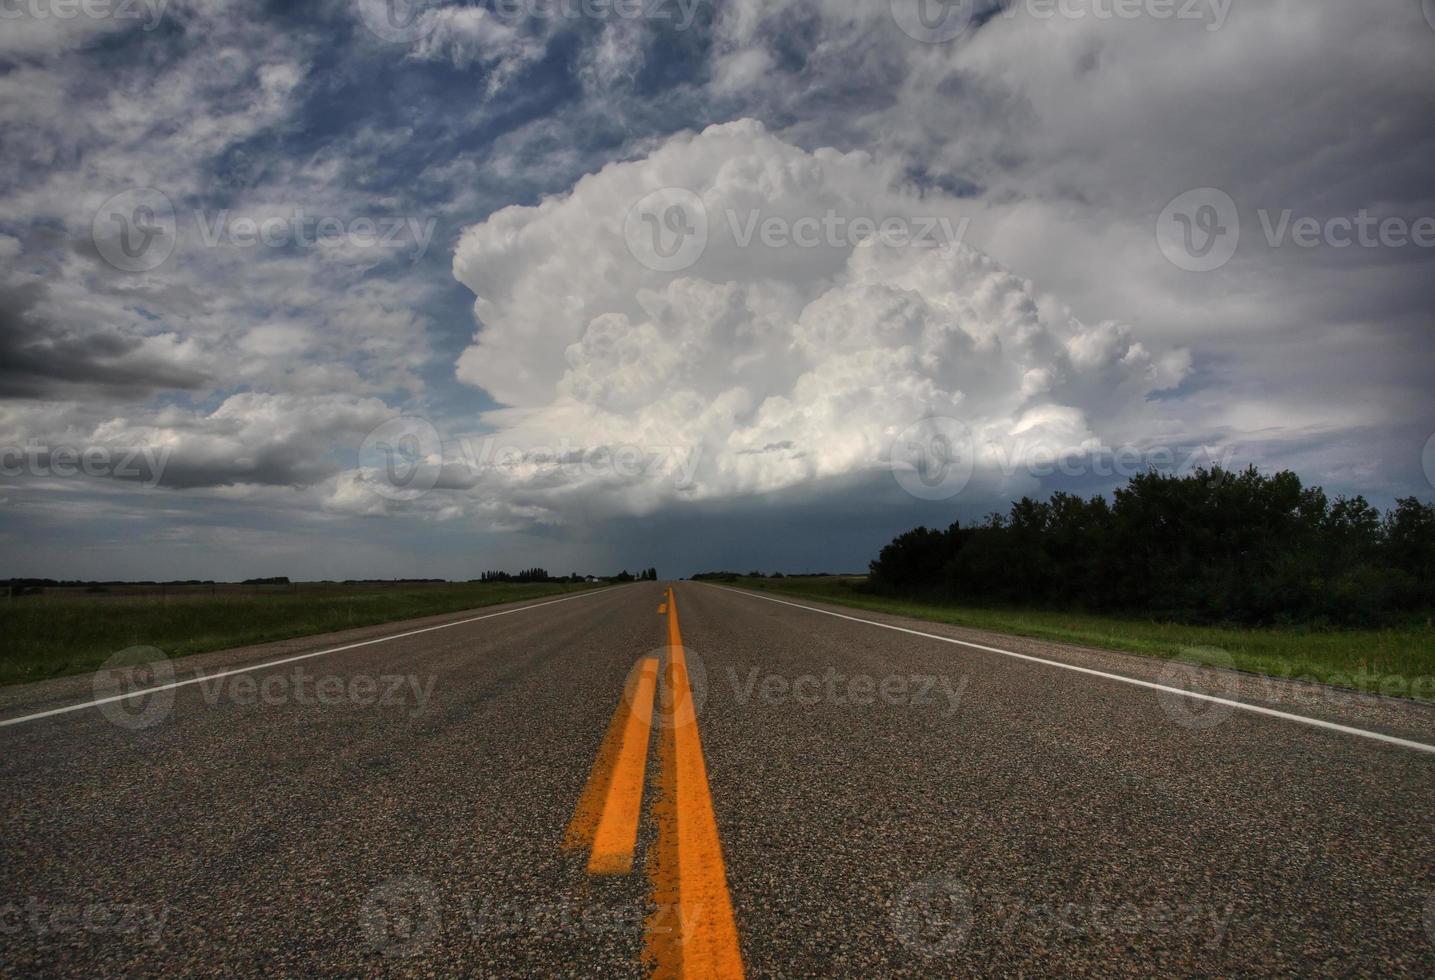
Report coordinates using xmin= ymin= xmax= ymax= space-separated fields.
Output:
xmin=0 ymin=279 xmax=209 ymax=400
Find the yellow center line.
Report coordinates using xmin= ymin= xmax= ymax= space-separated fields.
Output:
xmin=564 ymin=657 xmax=657 ymax=860
xmin=646 ymin=586 xmax=744 ymax=979
xmin=588 ymin=657 xmax=659 ymax=875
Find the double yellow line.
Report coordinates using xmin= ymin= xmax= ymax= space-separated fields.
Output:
xmin=563 ymin=586 xmax=744 ymax=978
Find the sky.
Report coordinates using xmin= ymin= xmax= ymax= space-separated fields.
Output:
xmin=1 ymin=0 xmax=1432 ymax=581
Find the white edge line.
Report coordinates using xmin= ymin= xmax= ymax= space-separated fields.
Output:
xmin=701 ymin=583 xmax=1435 ymax=757
xmin=0 ymin=586 xmax=624 ymax=729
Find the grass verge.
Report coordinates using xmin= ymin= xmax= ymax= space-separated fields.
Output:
xmin=0 ymin=581 xmax=602 ymax=688
xmin=723 ymin=577 xmax=1435 ymax=702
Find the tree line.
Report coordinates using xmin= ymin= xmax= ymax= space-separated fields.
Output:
xmin=866 ymin=466 xmax=1434 ymax=627
xmin=478 ymin=568 xmax=658 ymax=583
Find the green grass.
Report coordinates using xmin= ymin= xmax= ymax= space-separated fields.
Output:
xmin=0 ymin=581 xmax=603 ymax=688
xmin=725 ymin=577 xmax=1435 ymax=702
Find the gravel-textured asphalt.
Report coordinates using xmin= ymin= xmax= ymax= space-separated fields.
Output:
xmin=2 ymin=582 xmax=1433 ymax=977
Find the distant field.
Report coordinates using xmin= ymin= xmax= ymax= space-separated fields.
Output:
xmin=0 ymin=581 xmax=601 ymax=688
xmin=721 ymin=576 xmax=1435 ymax=702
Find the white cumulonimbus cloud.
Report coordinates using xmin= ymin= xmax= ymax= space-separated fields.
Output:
xmin=445 ymin=119 xmax=1191 ymax=523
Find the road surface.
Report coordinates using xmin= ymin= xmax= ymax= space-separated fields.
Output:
xmin=2 ymin=582 xmax=1433 ymax=976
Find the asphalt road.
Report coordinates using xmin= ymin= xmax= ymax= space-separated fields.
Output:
xmin=2 ymin=582 xmax=1434 ymax=977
